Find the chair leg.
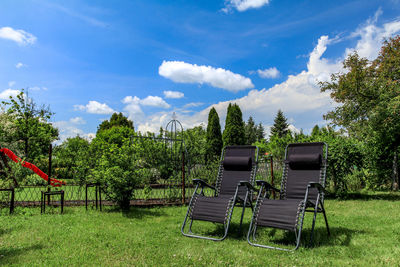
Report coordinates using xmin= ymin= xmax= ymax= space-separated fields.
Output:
xmin=309 ymin=202 xmax=319 ymax=247
xmin=320 ymin=201 xmax=330 ymax=236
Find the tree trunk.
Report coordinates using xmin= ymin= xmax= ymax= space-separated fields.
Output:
xmin=392 ymin=149 xmax=399 ymax=191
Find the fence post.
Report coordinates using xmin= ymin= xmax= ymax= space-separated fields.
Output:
xmin=269 ymin=155 xmax=275 ymax=199
xmin=47 ymin=144 xmax=52 ymax=205
xmin=182 ymin=151 xmax=185 ymax=205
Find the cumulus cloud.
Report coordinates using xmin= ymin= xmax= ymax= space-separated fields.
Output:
xmin=159 ymin=61 xmax=254 ymax=92
xmin=121 ymin=95 xmax=170 ymax=124
xmin=74 ymin=101 xmax=115 ymax=115
xmin=52 ymin=120 xmax=94 ymax=144
xmin=223 ymin=0 xmax=270 ymax=13
xmin=0 ymin=89 xmax=20 ymax=99
xmin=163 ymin=90 xmax=184 ymax=99
xmin=256 ymin=67 xmax=280 ymax=79
xmin=15 ymin=62 xmax=26 ymax=68
xmin=0 ymin=27 xmax=37 ymax=45
xmin=141 ymin=96 xmax=170 ymax=108
xmin=8 ymin=81 xmax=16 ymax=87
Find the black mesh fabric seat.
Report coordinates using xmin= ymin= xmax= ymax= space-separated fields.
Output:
xmin=181 ymin=146 xmax=258 ymax=241
xmin=247 ymin=142 xmax=330 ymax=251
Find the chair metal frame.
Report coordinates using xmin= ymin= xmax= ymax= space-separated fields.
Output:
xmin=247 ymin=142 xmax=330 ymax=251
xmin=181 ymin=146 xmax=259 ymax=241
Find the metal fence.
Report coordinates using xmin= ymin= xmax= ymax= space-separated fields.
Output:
xmin=0 ymin=156 xmax=284 ymax=209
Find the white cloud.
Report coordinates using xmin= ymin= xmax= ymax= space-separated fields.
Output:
xmin=141 ymin=96 xmax=170 ymax=108
xmin=70 ymin=117 xmax=86 ymax=125
xmin=256 ymin=67 xmax=280 ymax=79
xmin=0 ymin=89 xmax=20 ymax=99
xmin=163 ymin=90 xmax=184 ymax=99
xmin=52 ymin=120 xmax=94 ymax=144
xmin=223 ymin=0 xmax=270 ymax=13
xmin=121 ymin=95 xmax=170 ymax=125
xmin=0 ymin=27 xmax=37 ymax=45
xmin=15 ymin=62 xmax=26 ymax=68
xmin=159 ymin=61 xmax=254 ymax=92
xmin=74 ymin=101 xmax=115 ymax=115
xmin=346 ymin=11 xmax=400 ymax=60
xmin=8 ymin=81 xmax=16 ymax=87
xmin=183 ymin=102 xmax=204 ymax=108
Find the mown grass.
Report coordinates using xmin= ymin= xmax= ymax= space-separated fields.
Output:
xmin=1 ymin=192 xmax=400 ymax=266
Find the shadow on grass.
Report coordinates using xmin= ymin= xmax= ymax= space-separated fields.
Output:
xmin=0 ymin=244 xmax=44 ymax=263
xmin=247 ymin=226 xmax=364 ymax=249
xmin=189 ymin=222 xmax=363 ymax=249
xmin=104 ymin=206 xmax=166 ymax=219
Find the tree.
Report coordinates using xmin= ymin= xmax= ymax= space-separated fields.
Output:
xmin=1 ymin=90 xmax=58 ymax=161
xmin=222 ymin=103 xmax=245 ymax=146
xmin=270 ymin=110 xmax=289 ymax=138
xmin=311 ymin=125 xmax=320 ymax=138
xmin=256 ymin=123 xmax=265 ymax=141
xmin=244 ymin=116 xmax=257 ymax=145
xmin=206 ymin=107 xmax=223 ymax=160
xmin=320 ymin=36 xmax=400 ymax=190
xmin=97 ymin=112 xmax=134 ymax=134
xmin=90 ymin=125 xmax=148 ymax=209
xmin=53 ymin=136 xmax=91 ymax=184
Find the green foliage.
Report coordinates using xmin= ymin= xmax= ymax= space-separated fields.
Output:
xmin=1 ymin=90 xmax=58 ymax=162
xmin=222 ymin=103 xmax=245 ymax=146
xmin=320 ymin=36 xmax=400 ymax=189
xmin=244 ymin=116 xmax=257 ymax=145
xmin=90 ymin=127 xmax=150 ymax=209
xmin=97 ymin=112 xmax=134 ymax=134
xmin=270 ymin=109 xmax=289 ymax=138
xmin=53 ymin=136 xmax=91 ymax=184
xmin=206 ymin=108 xmax=223 ymax=161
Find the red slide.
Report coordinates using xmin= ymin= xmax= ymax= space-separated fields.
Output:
xmin=0 ymin=148 xmax=65 ymax=187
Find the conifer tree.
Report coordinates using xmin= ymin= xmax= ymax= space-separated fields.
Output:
xmin=222 ymin=103 xmax=245 ymax=146
xmin=244 ymin=116 xmax=257 ymax=145
xmin=206 ymin=107 xmax=223 ymax=160
xmin=256 ymin=123 xmax=265 ymax=141
xmin=270 ymin=109 xmax=289 ymax=138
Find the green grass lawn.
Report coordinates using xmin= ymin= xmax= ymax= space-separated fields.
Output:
xmin=1 ymin=193 xmax=400 ymax=266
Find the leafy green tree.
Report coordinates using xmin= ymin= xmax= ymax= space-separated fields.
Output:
xmin=206 ymin=108 xmax=223 ymax=160
xmin=53 ymin=136 xmax=91 ymax=184
xmin=270 ymin=110 xmax=289 ymax=138
xmin=97 ymin=112 xmax=134 ymax=134
xmin=320 ymin=36 xmax=400 ymax=190
xmin=90 ymin=126 xmax=149 ymax=209
xmin=1 ymin=90 xmax=58 ymax=161
xmin=222 ymin=103 xmax=245 ymax=146
xmin=244 ymin=116 xmax=257 ymax=145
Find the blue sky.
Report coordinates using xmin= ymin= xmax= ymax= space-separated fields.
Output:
xmin=1 ymin=0 xmax=400 ymax=142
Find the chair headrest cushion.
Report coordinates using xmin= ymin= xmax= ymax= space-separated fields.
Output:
xmin=223 ymin=156 xmax=252 ymax=171
xmin=288 ymin=153 xmax=321 ymax=169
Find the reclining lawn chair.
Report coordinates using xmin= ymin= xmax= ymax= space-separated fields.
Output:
xmin=181 ymin=146 xmax=259 ymax=241
xmin=247 ymin=142 xmax=330 ymax=251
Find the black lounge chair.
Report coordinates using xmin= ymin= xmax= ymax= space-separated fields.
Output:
xmin=247 ymin=142 xmax=330 ymax=251
xmin=181 ymin=146 xmax=259 ymax=241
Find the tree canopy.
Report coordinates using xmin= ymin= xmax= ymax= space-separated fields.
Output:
xmin=206 ymin=107 xmax=223 ymax=160
xmin=222 ymin=103 xmax=245 ymax=146
xmin=270 ymin=109 xmax=289 ymax=138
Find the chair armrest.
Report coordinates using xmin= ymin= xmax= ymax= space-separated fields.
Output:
xmin=192 ymin=179 xmax=216 ymax=191
xmin=256 ymin=180 xmax=280 ymax=192
xmin=308 ymin=182 xmax=327 ymax=194
xmin=238 ymin=181 xmax=257 ymax=191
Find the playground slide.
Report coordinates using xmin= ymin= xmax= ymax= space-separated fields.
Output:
xmin=0 ymin=148 xmax=65 ymax=187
